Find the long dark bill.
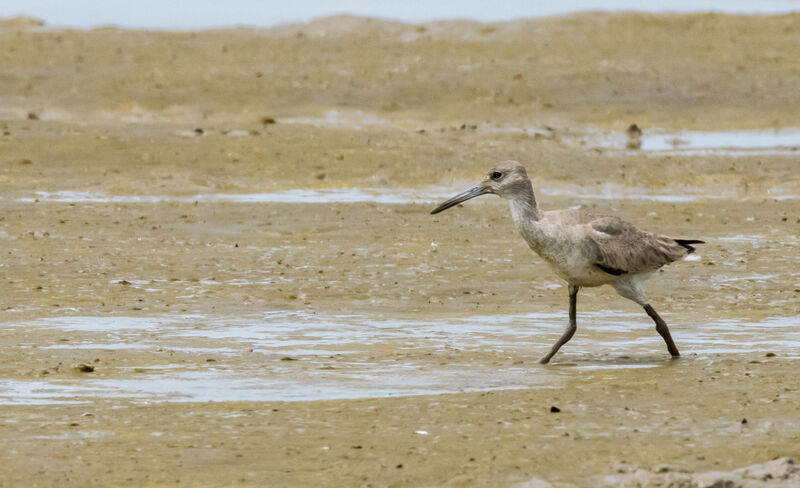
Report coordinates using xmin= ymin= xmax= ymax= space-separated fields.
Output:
xmin=430 ymin=186 xmax=488 ymax=215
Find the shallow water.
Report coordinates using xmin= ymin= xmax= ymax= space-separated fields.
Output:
xmin=639 ymin=129 xmax=800 ymax=152
xmin=6 ymin=0 xmax=798 ymax=30
xmin=2 ymin=311 xmax=797 ymax=404
xmin=614 ymin=128 xmax=800 ymax=156
xmin=13 ymin=184 xmax=798 ymax=206
xmin=14 ymin=188 xmax=446 ymax=204
xmin=485 ymin=125 xmax=800 ymax=156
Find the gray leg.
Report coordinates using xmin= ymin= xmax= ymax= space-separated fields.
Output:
xmin=540 ymin=285 xmax=579 ymax=364
xmin=644 ymin=304 xmax=680 ymax=357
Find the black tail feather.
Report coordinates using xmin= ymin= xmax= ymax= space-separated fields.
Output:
xmin=674 ymin=239 xmax=705 ymax=254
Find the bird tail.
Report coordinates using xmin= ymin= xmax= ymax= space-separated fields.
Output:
xmin=674 ymin=239 xmax=705 ymax=254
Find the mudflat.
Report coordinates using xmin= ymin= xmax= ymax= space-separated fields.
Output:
xmin=1 ymin=13 xmax=799 ymax=487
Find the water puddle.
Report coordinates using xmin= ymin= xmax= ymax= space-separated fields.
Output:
xmin=0 ymin=367 xmax=546 ymax=405
xmin=1 ymin=311 xmax=798 ymax=404
xmin=486 ymin=124 xmax=800 ymax=156
xmin=279 ymin=110 xmax=391 ymax=130
xmin=13 ymin=184 xmax=798 ymax=206
xmin=637 ymin=129 xmax=800 ymax=154
xmin=606 ymin=128 xmax=800 ymax=156
xmin=15 ymin=188 xmax=450 ymax=205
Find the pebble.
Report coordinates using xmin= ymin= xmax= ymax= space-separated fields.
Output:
xmin=74 ymin=363 xmax=95 ymax=373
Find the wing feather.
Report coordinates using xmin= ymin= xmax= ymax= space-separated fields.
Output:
xmin=585 ymin=216 xmax=689 ymax=274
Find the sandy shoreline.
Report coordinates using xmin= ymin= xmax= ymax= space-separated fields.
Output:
xmin=3 ymin=12 xmax=800 ymax=129
xmin=1 ymin=12 xmax=799 ymax=487
xmin=1 ymin=358 xmax=798 ymax=486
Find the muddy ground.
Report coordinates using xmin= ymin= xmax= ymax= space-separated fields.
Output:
xmin=1 ymin=12 xmax=799 ymax=488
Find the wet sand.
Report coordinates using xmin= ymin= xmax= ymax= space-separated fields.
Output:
xmin=1 ymin=12 xmax=799 ymax=487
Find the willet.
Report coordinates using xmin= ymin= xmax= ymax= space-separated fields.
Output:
xmin=430 ymin=160 xmax=704 ymax=363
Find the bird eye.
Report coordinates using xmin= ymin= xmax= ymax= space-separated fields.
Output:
xmin=491 ymin=171 xmax=503 ymax=180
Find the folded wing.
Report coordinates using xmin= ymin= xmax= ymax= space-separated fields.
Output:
xmin=586 ymin=216 xmax=697 ymax=275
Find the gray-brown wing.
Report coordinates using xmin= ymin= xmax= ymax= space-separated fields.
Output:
xmin=585 ymin=216 xmax=689 ymax=275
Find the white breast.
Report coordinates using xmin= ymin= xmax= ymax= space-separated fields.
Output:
xmin=517 ymin=217 xmax=615 ymax=287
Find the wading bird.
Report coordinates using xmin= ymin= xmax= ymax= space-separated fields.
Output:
xmin=430 ymin=160 xmax=703 ymax=363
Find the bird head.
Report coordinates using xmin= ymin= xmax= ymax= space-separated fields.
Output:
xmin=430 ymin=160 xmax=530 ymax=214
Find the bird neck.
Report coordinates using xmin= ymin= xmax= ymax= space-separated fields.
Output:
xmin=507 ymin=182 xmax=541 ymax=224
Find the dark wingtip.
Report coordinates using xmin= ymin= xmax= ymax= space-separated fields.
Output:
xmin=675 ymin=239 xmax=705 ymax=254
